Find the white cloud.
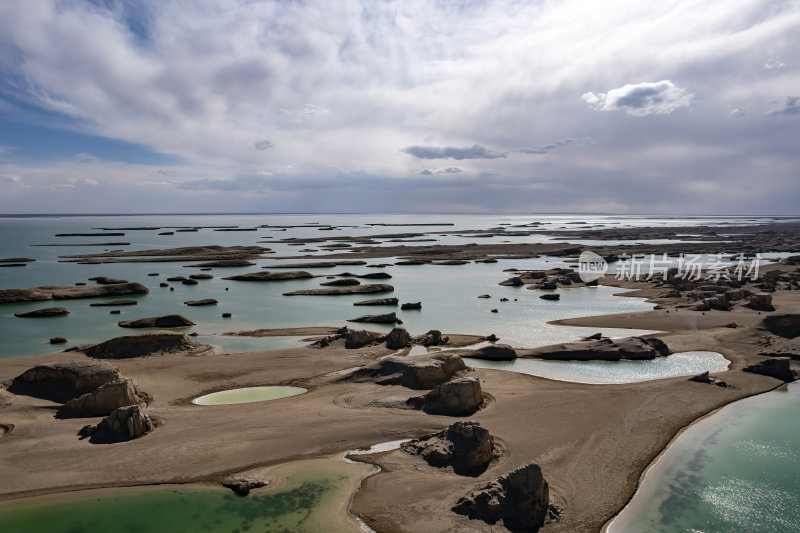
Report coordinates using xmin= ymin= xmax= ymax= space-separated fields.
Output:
xmin=763 ymin=58 xmax=786 ymax=70
xmin=582 ymin=81 xmax=693 ymax=116
xmin=0 ymin=0 xmax=798 ymax=214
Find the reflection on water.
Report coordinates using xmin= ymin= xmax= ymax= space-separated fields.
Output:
xmin=607 ymin=383 xmax=800 ymax=533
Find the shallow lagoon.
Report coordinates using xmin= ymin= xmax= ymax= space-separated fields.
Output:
xmin=0 ymin=457 xmax=372 ymax=533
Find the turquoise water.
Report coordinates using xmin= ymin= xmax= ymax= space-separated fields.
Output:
xmin=0 ymin=458 xmax=370 ymax=533
xmin=192 ymin=386 xmax=307 ymax=405
xmin=466 ymin=351 xmax=730 ymax=384
xmin=0 ymin=214 xmax=679 ymax=358
xmin=607 ymin=383 xmax=800 ymax=533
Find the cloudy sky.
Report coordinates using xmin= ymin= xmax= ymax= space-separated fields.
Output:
xmin=0 ymin=0 xmax=798 ymax=215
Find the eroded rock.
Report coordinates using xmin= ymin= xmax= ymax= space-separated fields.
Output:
xmin=453 ymin=463 xmax=550 ymax=530
xmin=403 ymin=420 xmax=495 ymax=475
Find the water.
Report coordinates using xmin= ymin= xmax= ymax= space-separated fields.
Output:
xmin=607 ymin=383 xmax=800 ymax=533
xmin=192 ymin=386 xmax=307 ymax=405
xmin=466 ymin=351 xmax=730 ymax=384
xmin=0 ymin=458 xmax=371 ymax=533
xmin=0 ymin=214 xmax=679 ymax=358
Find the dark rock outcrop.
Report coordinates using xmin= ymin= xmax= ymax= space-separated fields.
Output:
xmin=0 ymin=283 xmax=149 ymax=303
xmin=96 ymin=404 xmax=153 ymax=440
xmin=321 ymin=278 xmax=361 ymax=286
xmin=14 ymin=307 xmax=69 ymax=318
xmin=358 ymin=272 xmax=392 ymax=279
xmin=385 ymin=327 xmax=412 ymax=349
xmin=348 ymin=312 xmax=399 ymax=324
xmin=539 ymin=293 xmax=560 ymax=301
xmin=223 ymin=271 xmax=313 ymax=281
xmin=403 ymin=420 xmax=495 ymax=475
xmin=401 ymin=302 xmax=422 ymax=310
xmin=118 ymin=314 xmax=194 ymax=328
xmin=414 ymin=330 xmax=448 ymax=346
xmin=49 ymin=336 xmax=68 ymax=344
xmin=89 ymin=300 xmax=138 ymax=307
xmin=10 ymin=361 xmax=122 ymax=402
xmin=761 ymin=314 xmax=800 ymax=339
xmin=524 ymin=336 xmax=669 ymax=361
xmin=743 ymin=357 xmax=795 ymax=382
xmin=283 ymin=284 xmax=394 ymax=296
xmin=353 ymin=297 xmax=399 ymax=306
xmin=414 ymin=377 xmax=482 ymax=415
xmin=184 ymin=299 xmax=218 ymax=306
xmin=84 ymin=331 xmax=208 ymax=358
xmin=61 ymin=378 xmax=149 ymax=417
xmin=464 ymin=344 xmax=517 ymax=361
xmin=453 ymin=463 xmax=550 ymax=530
xmin=344 ymin=353 xmax=467 ymax=389
xmin=344 ymin=329 xmax=383 ymax=349
xmin=747 ymin=293 xmax=774 ymax=311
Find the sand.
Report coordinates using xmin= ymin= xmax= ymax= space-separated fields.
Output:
xmin=0 ymin=259 xmax=798 ymax=531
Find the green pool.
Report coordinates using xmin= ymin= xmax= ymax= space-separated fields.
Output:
xmin=192 ymin=386 xmax=307 ymax=405
xmin=0 ymin=458 xmax=372 ymax=533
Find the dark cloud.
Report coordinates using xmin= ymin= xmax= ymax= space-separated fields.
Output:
xmin=403 ymin=144 xmax=505 ymax=160
xmin=420 ymin=167 xmax=463 ymax=175
xmin=254 ymin=139 xmax=273 ymax=150
xmin=772 ymin=96 xmax=800 ymax=117
xmin=519 ymin=138 xmax=581 ymax=154
xmin=582 ymin=81 xmax=693 ymax=117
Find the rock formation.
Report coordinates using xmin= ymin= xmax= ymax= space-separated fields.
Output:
xmin=353 ymin=297 xmax=399 ymax=306
xmin=84 ymin=331 xmax=209 ymax=358
xmin=348 ymin=312 xmax=399 ymax=324
xmin=523 ymin=336 xmax=669 ymax=361
xmin=344 ymin=329 xmax=383 ymax=349
xmin=223 ymin=271 xmax=314 ymax=281
xmin=414 ymin=330 xmax=448 ymax=346
xmin=321 ymin=278 xmax=361 ymax=286
xmin=743 ymin=357 xmax=796 ymax=382
xmin=345 ymin=354 xmax=467 ymax=389
xmin=118 ymin=315 xmax=194 ymax=328
xmin=401 ymin=302 xmax=422 ymax=310
xmin=454 ymin=463 xmax=550 ymax=530
xmin=89 ymin=300 xmax=138 ymax=306
xmin=761 ymin=313 xmax=800 ymax=339
xmin=10 ymin=361 xmax=122 ymax=402
xmin=184 ymin=299 xmax=218 ymax=306
xmin=283 ymin=284 xmax=394 ymax=296
xmin=97 ymin=404 xmax=153 ymax=439
xmin=403 ymin=420 xmax=495 ymax=475
xmin=0 ymin=283 xmax=149 ymax=303
xmin=412 ymin=377 xmax=483 ymax=416
xmin=385 ymin=327 xmax=412 ymax=349
xmin=747 ymin=293 xmax=774 ymax=311
xmin=463 ymin=344 xmax=517 ymax=361
xmin=14 ymin=307 xmax=70 ymax=318
xmin=61 ymin=378 xmax=149 ymax=417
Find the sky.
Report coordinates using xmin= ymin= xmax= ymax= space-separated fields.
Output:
xmin=0 ymin=0 xmax=798 ymax=215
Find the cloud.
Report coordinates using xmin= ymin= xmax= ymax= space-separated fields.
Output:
xmin=582 ymin=81 xmax=693 ymax=117
xmin=419 ymin=167 xmax=463 ymax=175
xmin=403 ymin=145 xmax=505 ymax=160
xmin=519 ymin=138 xmax=591 ymax=155
xmin=0 ymin=1 xmax=798 ymax=214
xmin=254 ymin=140 xmax=273 ymax=150
xmin=729 ymin=108 xmax=746 ymax=117
xmin=0 ymin=173 xmax=22 ymax=183
xmin=771 ymin=96 xmax=800 ymax=117
xmin=763 ymin=58 xmax=786 ymax=70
